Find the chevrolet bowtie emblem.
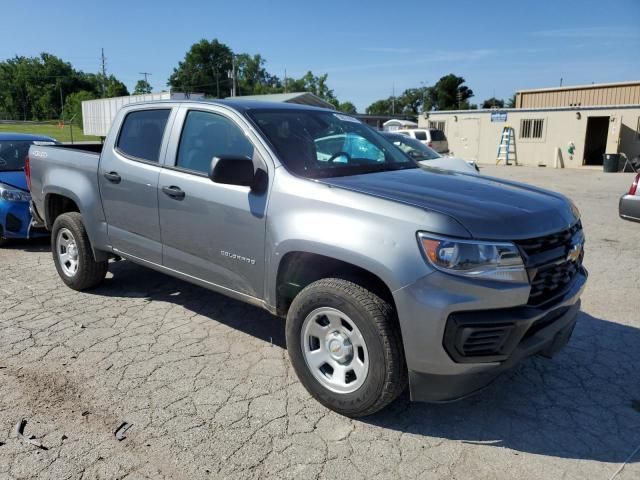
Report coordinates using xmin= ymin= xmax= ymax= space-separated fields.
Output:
xmin=566 ymin=242 xmax=583 ymax=262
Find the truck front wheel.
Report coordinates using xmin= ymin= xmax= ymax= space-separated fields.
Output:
xmin=286 ymin=278 xmax=407 ymax=417
xmin=51 ymin=212 xmax=108 ymax=290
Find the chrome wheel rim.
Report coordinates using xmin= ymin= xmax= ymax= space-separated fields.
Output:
xmin=57 ymin=228 xmax=79 ymax=277
xmin=301 ymin=307 xmax=369 ymax=394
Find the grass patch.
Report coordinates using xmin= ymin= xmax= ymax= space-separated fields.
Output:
xmin=0 ymin=123 xmax=100 ymax=143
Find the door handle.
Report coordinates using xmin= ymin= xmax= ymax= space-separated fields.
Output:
xmin=103 ymin=171 xmax=121 ymax=183
xmin=162 ymin=185 xmax=185 ymax=200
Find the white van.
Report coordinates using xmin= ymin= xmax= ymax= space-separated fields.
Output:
xmin=397 ymin=128 xmax=449 ymax=154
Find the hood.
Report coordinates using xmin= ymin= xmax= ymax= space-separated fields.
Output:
xmin=0 ymin=171 xmax=28 ymax=191
xmin=318 ymin=168 xmax=577 ymax=240
xmin=420 ymin=157 xmax=478 ymax=175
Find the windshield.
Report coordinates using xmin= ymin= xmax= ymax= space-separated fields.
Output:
xmin=386 ymin=135 xmax=441 ymax=161
xmin=0 ymin=141 xmax=33 ymax=172
xmin=248 ymin=110 xmax=417 ymax=178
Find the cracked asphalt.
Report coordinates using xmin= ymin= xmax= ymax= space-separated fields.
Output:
xmin=1 ymin=166 xmax=639 ymax=479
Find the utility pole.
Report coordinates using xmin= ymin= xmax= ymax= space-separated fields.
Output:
xmin=284 ymin=69 xmax=288 ymax=93
xmin=59 ymin=80 xmax=64 ymax=120
xmin=100 ymin=48 xmax=107 ymax=98
xmin=228 ymin=56 xmax=237 ymax=97
xmin=391 ymin=83 xmax=395 ymax=115
xmin=139 ymin=72 xmax=152 ymax=83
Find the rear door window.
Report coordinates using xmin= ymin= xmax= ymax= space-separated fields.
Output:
xmin=117 ymin=109 xmax=171 ymax=162
xmin=413 ymin=130 xmax=427 ymax=141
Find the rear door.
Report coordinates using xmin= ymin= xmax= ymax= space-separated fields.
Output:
xmin=157 ymin=106 xmax=269 ymax=298
xmin=98 ymin=107 xmax=174 ymax=264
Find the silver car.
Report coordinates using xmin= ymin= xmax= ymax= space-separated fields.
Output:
xmin=619 ymin=173 xmax=640 ymax=222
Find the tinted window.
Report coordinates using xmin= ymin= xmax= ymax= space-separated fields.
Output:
xmin=249 ymin=110 xmax=415 ymax=179
xmin=413 ymin=130 xmax=427 ymax=141
xmin=176 ymin=110 xmax=254 ymax=174
xmin=117 ymin=109 xmax=170 ymax=162
xmin=0 ymin=141 xmax=34 ymax=171
xmin=430 ymin=129 xmax=446 ymax=141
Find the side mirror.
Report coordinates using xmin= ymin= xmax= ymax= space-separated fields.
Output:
xmin=208 ymin=156 xmax=267 ymax=193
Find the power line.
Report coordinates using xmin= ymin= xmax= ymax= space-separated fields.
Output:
xmin=139 ymin=72 xmax=152 ymax=83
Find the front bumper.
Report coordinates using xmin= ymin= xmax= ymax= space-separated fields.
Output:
xmin=0 ymin=200 xmax=48 ymax=240
xmin=393 ymin=266 xmax=587 ymax=402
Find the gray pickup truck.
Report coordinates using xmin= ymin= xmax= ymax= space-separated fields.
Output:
xmin=28 ymin=100 xmax=587 ymax=416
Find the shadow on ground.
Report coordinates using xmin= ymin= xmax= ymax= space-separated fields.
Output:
xmin=2 ymin=236 xmax=50 ymax=253
xmin=93 ymin=260 xmax=640 ymax=464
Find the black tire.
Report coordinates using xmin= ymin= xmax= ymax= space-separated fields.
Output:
xmin=286 ymin=278 xmax=407 ymax=417
xmin=51 ymin=212 xmax=108 ymax=290
xmin=0 ymin=227 xmax=8 ymax=248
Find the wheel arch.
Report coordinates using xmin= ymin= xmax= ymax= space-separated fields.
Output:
xmin=273 ymin=249 xmax=397 ymax=317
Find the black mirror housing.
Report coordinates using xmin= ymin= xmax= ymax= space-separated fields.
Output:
xmin=209 ymin=156 xmax=255 ymax=187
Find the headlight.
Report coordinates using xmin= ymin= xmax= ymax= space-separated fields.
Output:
xmin=418 ymin=233 xmax=528 ymax=283
xmin=569 ymin=200 xmax=580 ymax=220
xmin=0 ymin=183 xmax=31 ymax=202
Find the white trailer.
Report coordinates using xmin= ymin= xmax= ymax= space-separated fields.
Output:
xmin=82 ymin=92 xmax=205 ymax=137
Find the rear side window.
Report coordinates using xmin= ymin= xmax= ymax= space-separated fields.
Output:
xmin=413 ymin=130 xmax=427 ymax=141
xmin=430 ymin=129 xmax=446 ymax=141
xmin=176 ymin=110 xmax=254 ymax=174
xmin=117 ymin=109 xmax=171 ymax=162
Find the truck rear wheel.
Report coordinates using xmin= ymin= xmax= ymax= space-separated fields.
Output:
xmin=286 ymin=278 xmax=407 ymax=417
xmin=51 ymin=212 xmax=108 ymax=290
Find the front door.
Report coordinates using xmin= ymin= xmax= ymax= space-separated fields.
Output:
xmin=158 ymin=108 xmax=268 ymax=298
xmin=458 ymin=119 xmax=480 ymax=160
xmin=98 ymin=108 xmax=173 ymax=263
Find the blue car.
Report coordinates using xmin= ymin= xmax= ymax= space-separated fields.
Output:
xmin=0 ymin=133 xmax=59 ymax=246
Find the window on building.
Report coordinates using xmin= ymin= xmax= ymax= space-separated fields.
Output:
xmin=520 ymin=118 xmax=545 ymax=140
xmin=117 ymin=109 xmax=171 ymax=162
xmin=429 ymin=120 xmax=445 ymax=132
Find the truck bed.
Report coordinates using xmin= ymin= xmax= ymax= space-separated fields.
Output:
xmin=28 ymin=143 xmax=108 ymax=249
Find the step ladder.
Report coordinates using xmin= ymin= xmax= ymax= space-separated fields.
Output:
xmin=496 ymin=126 xmax=518 ymax=166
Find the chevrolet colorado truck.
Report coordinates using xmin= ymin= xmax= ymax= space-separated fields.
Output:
xmin=28 ymin=100 xmax=587 ymax=417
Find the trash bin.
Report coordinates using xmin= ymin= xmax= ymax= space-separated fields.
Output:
xmin=603 ymin=153 xmax=620 ymax=173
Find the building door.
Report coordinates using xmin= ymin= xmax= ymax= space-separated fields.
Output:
xmin=458 ymin=119 xmax=480 ymax=160
xmin=605 ymin=115 xmax=621 ymax=154
xmin=583 ymin=116 xmax=609 ymax=165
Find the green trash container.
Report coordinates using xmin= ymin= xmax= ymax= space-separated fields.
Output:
xmin=603 ymin=154 xmax=620 ymax=173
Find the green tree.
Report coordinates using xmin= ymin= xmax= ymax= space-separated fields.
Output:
xmin=366 ymin=98 xmax=394 ymax=115
xmin=481 ymin=97 xmax=504 ymax=109
xmin=62 ymin=90 xmax=96 ymax=125
xmin=336 ymin=101 xmax=357 ymax=114
xmin=425 ymin=74 xmax=474 ymax=110
xmin=0 ymin=53 xmax=128 ymax=120
xmin=235 ymin=53 xmax=281 ymax=95
xmin=507 ymin=93 xmax=517 ymax=108
xmin=168 ymin=39 xmax=233 ymax=97
xmin=133 ymin=79 xmax=152 ymax=94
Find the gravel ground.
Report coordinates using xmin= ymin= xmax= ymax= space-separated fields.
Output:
xmin=1 ymin=166 xmax=639 ymax=480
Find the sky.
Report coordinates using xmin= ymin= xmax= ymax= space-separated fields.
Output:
xmin=2 ymin=0 xmax=639 ymax=112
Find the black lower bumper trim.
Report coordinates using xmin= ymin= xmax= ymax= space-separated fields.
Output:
xmin=410 ymin=304 xmax=578 ymax=402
